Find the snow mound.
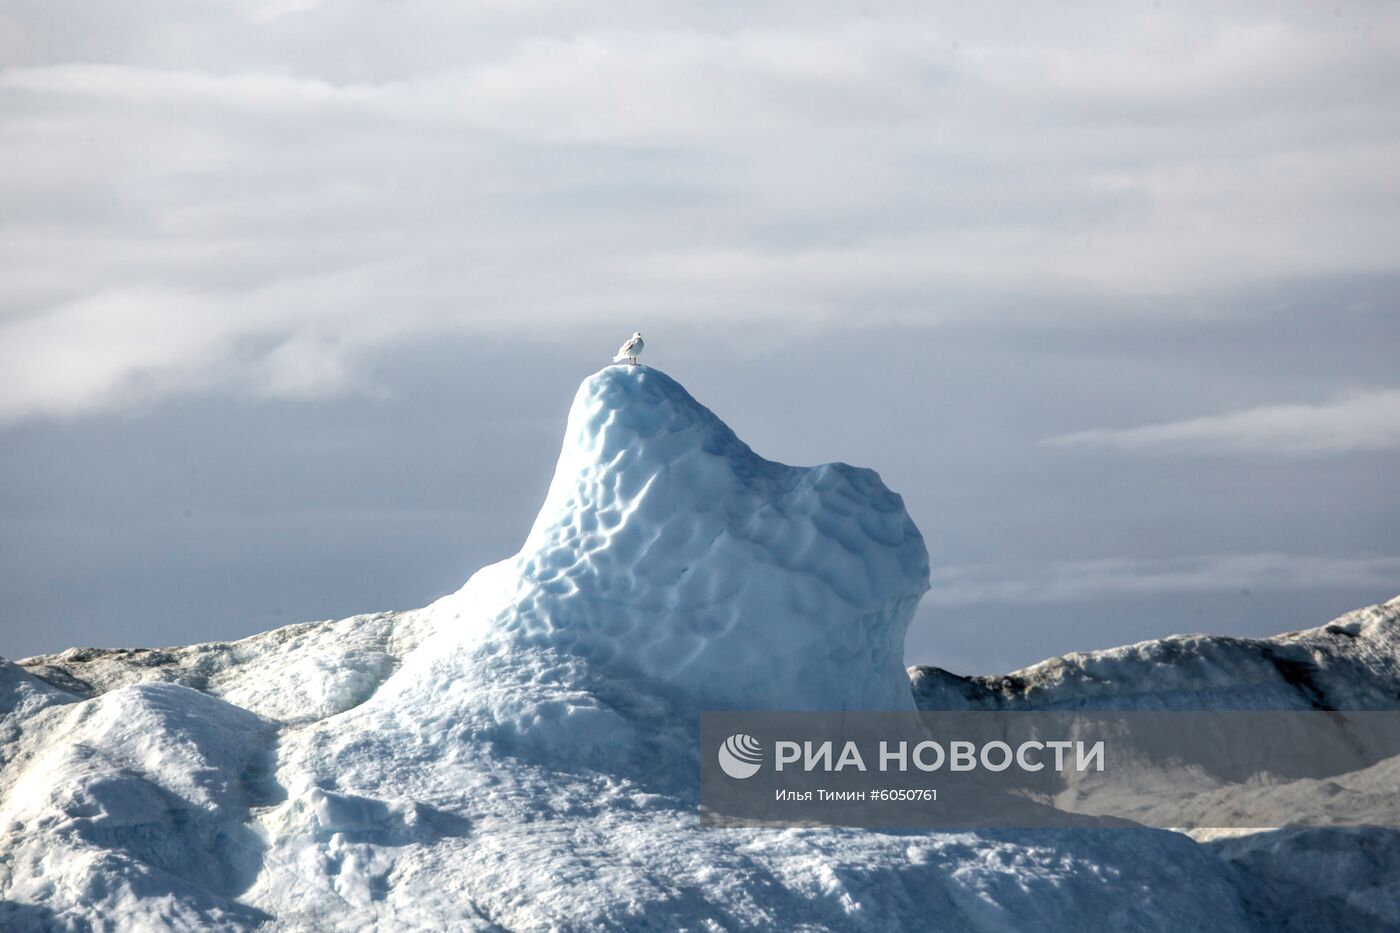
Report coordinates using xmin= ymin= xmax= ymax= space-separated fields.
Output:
xmin=17 ymin=609 xmax=436 ymax=725
xmin=436 ymin=363 xmax=930 ymax=711
xmin=0 ymin=683 xmax=278 ymax=931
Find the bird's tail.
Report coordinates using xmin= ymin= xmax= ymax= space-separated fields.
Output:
xmin=612 ymin=353 xmax=628 ymax=362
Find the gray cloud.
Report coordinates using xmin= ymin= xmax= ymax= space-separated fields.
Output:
xmin=927 ymin=553 xmax=1400 ymax=606
xmin=2 ymin=1 xmax=1398 ymax=672
xmin=2 ymin=2 xmax=1399 ymax=422
xmin=1043 ymin=389 xmax=1400 ymax=457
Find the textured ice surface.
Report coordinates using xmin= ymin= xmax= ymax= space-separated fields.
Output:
xmin=3 ymin=365 xmax=1395 ymax=930
xmin=476 ymin=364 xmax=930 ymax=711
xmin=1206 ymin=826 xmax=1400 ymax=930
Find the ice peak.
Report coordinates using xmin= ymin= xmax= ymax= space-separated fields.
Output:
xmin=481 ymin=364 xmax=931 ymax=710
xmin=560 ymin=363 xmax=746 ymax=461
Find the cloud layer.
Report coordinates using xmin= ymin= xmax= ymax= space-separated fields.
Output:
xmin=1044 ymin=389 xmax=1400 ymax=457
xmin=928 ymin=552 xmax=1400 ymax=606
xmin=3 ymin=2 xmax=1399 ymax=669
xmin=2 ymin=2 xmax=1399 ymax=421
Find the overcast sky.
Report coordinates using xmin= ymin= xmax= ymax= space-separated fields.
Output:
xmin=2 ymin=1 xmax=1398 ymax=673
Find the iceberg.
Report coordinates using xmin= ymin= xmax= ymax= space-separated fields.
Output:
xmin=3 ymin=363 xmax=1394 ymax=930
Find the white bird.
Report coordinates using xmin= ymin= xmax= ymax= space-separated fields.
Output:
xmin=612 ymin=331 xmax=644 ymax=365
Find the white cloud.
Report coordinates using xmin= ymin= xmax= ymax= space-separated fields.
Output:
xmin=926 ymin=553 xmax=1400 ymax=605
xmin=1043 ymin=389 xmax=1400 ymax=457
xmin=0 ymin=289 xmax=225 ymax=420
xmin=1 ymin=2 xmax=1399 ymax=422
xmin=0 ymin=261 xmax=412 ymax=421
xmin=250 ymin=0 xmax=323 ymax=25
xmin=0 ymin=64 xmax=373 ymax=109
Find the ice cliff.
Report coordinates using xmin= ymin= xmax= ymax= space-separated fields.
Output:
xmin=2 ymin=364 xmax=1396 ymax=931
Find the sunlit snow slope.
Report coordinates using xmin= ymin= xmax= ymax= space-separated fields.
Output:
xmin=3 ymin=364 xmax=1391 ymax=931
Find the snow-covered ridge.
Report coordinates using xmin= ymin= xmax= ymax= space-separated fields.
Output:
xmin=911 ymin=595 xmax=1400 ymax=711
xmin=17 ymin=610 xmax=435 ymax=726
